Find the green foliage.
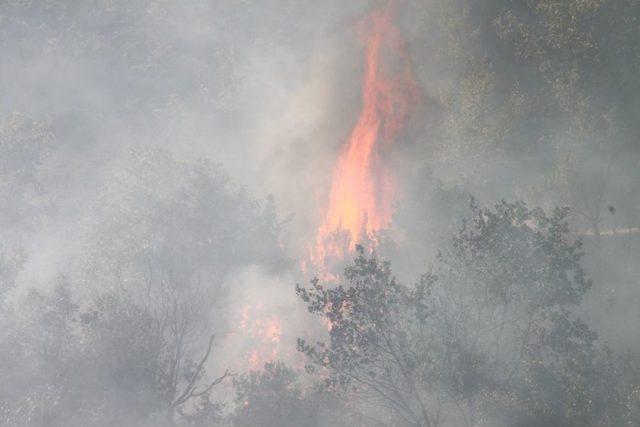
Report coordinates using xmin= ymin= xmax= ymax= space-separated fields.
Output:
xmin=298 ymin=247 xmax=437 ymax=426
xmin=298 ymin=200 xmax=636 ymax=426
xmin=232 ymin=361 xmax=350 ymax=427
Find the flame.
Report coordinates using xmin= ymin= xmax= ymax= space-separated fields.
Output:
xmin=310 ymin=3 xmax=418 ymax=271
xmin=236 ymin=303 xmax=284 ymax=369
xmin=224 ymin=4 xmax=418 ymax=374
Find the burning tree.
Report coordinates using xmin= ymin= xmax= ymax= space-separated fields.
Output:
xmin=298 ymin=247 xmax=441 ymax=426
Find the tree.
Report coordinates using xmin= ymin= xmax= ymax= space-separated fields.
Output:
xmin=297 ymin=246 xmax=447 ymax=427
xmin=80 ymin=292 xmax=230 ymax=424
xmin=404 ymin=0 xmax=640 ymax=238
xmin=0 ymin=278 xmax=229 ymax=426
xmin=491 ymin=0 xmax=640 ymax=237
xmin=79 ymin=147 xmax=286 ymax=421
xmin=436 ymin=199 xmax=597 ymax=425
xmin=232 ymin=361 xmax=309 ymax=427
xmin=0 ymin=244 xmax=25 ymax=301
xmin=297 ymin=199 xmax=628 ymax=426
xmin=0 ymin=112 xmax=51 ymax=230
xmin=232 ymin=361 xmax=352 ymax=427
xmin=0 ymin=279 xmax=81 ymax=426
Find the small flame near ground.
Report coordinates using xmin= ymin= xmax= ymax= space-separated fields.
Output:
xmin=239 ymin=303 xmax=282 ymax=369
xmin=308 ymin=2 xmax=419 ymax=275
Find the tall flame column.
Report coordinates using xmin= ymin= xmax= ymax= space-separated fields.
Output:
xmin=311 ymin=4 xmax=418 ymax=272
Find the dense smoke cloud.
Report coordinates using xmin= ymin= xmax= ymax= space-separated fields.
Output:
xmin=1 ymin=1 xmax=639 ymax=426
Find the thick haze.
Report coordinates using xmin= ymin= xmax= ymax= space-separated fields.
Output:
xmin=1 ymin=1 xmax=639 ymax=426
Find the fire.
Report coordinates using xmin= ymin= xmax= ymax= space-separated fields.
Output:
xmin=237 ymin=303 xmax=284 ymax=369
xmin=310 ymin=3 xmax=418 ymax=271
xmin=226 ymin=4 xmax=418 ymax=374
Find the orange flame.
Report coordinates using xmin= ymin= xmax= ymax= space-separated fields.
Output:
xmin=238 ymin=303 xmax=284 ymax=369
xmin=310 ymin=3 xmax=418 ymax=271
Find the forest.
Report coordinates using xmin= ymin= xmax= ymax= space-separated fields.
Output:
xmin=1 ymin=1 xmax=639 ymax=426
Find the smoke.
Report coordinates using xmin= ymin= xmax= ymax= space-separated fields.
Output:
xmin=215 ymin=265 xmax=309 ymax=375
xmin=1 ymin=0 xmax=639 ymax=425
